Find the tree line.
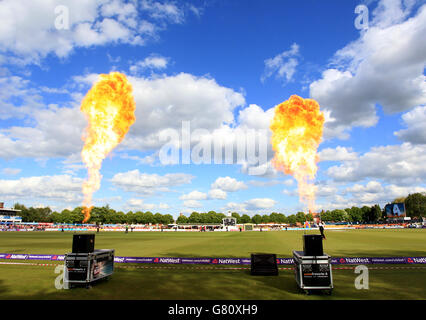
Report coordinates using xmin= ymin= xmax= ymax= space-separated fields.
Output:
xmin=12 ymin=193 xmax=425 ymax=225
xmin=13 ymin=204 xmax=174 ymax=225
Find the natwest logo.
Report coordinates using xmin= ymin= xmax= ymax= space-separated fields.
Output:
xmin=218 ymin=258 xmax=241 ymax=264
xmin=345 ymin=258 xmax=370 ymax=264
xmin=159 ymin=258 xmax=180 ymax=264
xmin=11 ymin=254 xmax=27 ymax=260
xmin=411 ymin=257 xmax=426 ymax=263
xmin=278 ymin=258 xmax=293 ymax=265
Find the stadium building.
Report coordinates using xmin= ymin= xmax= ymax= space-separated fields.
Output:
xmin=0 ymin=202 xmax=22 ymax=225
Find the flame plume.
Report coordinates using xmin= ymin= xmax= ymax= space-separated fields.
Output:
xmin=80 ymin=72 xmax=136 ymax=223
xmin=270 ymin=95 xmax=324 ymax=214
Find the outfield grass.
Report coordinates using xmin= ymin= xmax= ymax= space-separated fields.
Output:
xmin=0 ymin=229 xmax=425 ymax=300
xmin=1 ymin=229 xmax=425 ymax=257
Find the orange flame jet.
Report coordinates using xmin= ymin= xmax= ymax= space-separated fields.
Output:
xmin=270 ymin=95 xmax=324 ymax=215
xmin=80 ymin=72 xmax=136 ymax=223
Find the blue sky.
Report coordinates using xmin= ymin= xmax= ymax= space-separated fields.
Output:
xmin=0 ymin=0 xmax=425 ymax=217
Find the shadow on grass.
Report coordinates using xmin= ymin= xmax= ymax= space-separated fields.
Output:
xmin=0 ymin=280 xmax=8 ymax=296
xmin=1 ymin=265 xmax=424 ymax=300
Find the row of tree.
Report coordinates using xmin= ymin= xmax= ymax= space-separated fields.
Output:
xmin=12 ymin=193 xmax=425 ymax=225
xmin=13 ymin=204 xmax=174 ymax=225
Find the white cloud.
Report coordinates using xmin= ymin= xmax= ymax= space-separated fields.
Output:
xmin=238 ymin=103 xmax=275 ymax=131
xmin=316 ymin=181 xmax=426 ymax=210
xmin=120 ymin=72 xmax=246 ymax=151
xmin=224 ymin=198 xmax=277 ymax=213
xmin=179 ymin=190 xmax=208 ymax=201
xmin=0 ymin=104 xmax=85 ymax=159
xmin=129 ymin=54 xmax=170 ymax=74
xmin=140 ymin=0 xmax=185 ymax=24
xmin=394 ymin=105 xmax=426 ymax=144
xmin=345 ymin=181 xmax=384 ymax=195
xmin=261 ymin=43 xmax=300 ymax=84
xmin=0 ymin=0 xmax=199 ymax=65
xmin=245 ymin=198 xmax=277 ymax=210
xmin=326 ymin=143 xmax=426 ymax=185
xmin=314 ymin=184 xmax=339 ymax=198
xmin=223 ymin=202 xmax=249 ymax=214
xmin=126 ymin=198 xmax=156 ymax=211
xmin=282 ymin=184 xmax=338 ymax=199
xmin=111 ymin=170 xmax=194 ymax=195
xmin=158 ymin=203 xmax=170 ymax=209
xmin=1 ymin=168 xmax=22 ymax=175
xmin=310 ymin=1 xmax=426 ymax=139
xmin=125 ymin=198 xmax=171 ymax=212
xmin=0 ymin=75 xmax=44 ymax=120
xmin=0 ymin=175 xmax=83 ymax=203
xmin=180 ymin=188 xmax=228 ymax=202
xmin=183 ymin=200 xmax=202 ymax=208
xmin=207 ymin=188 xmax=227 ymax=200
xmin=0 ymin=71 xmax=245 ymax=161
xmin=211 ymin=176 xmax=247 ymax=192
xmin=248 ymin=178 xmax=293 ymax=187
xmin=318 ymin=146 xmax=358 ymax=162
xmin=119 ymin=153 xmax=157 ymax=166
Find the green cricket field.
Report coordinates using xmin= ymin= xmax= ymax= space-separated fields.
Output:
xmin=0 ymin=229 xmax=425 ymax=300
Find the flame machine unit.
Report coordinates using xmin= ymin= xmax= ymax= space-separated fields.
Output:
xmin=293 ymin=235 xmax=333 ymax=295
xmin=64 ymin=234 xmax=114 ymax=289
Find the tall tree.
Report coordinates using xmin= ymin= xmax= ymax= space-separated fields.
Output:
xmin=188 ymin=212 xmax=201 ymax=223
xmin=251 ymin=214 xmax=262 ymax=224
xmin=361 ymin=206 xmax=371 ymax=222
xmin=295 ymin=212 xmax=306 ymax=223
xmin=176 ymin=215 xmax=189 ymax=224
xmin=370 ymin=204 xmax=382 ymax=222
xmin=240 ymin=214 xmax=251 ymax=223
xmin=405 ymin=193 xmax=426 ymax=218
xmin=347 ymin=206 xmax=363 ymax=222
xmin=286 ymin=214 xmax=297 ymax=224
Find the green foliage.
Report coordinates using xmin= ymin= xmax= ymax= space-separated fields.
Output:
xmin=251 ymin=214 xmax=262 ymax=224
xmin=13 ymin=203 xmax=52 ymax=222
xmin=261 ymin=214 xmax=270 ymax=223
xmin=404 ymin=193 xmax=426 ymax=218
xmin=286 ymin=214 xmax=297 ymax=224
xmin=240 ymin=214 xmax=251 ymax=223
xmin=295 ymin=212 xmax=306 ymax=223
xmin=14 ymin=194 xmax=424 ymax=226
xmin=361 ymin=206 xmax=371 ymax=222
xmin=330 ymin=209 xmax=348 ymax=222
xmin=346 ymin=207 xmax=363 ymax=222
xmin=176 ymin=215 xmax=189 ymax=224
xmin=370 ymin=204 xmax=382 ymax=222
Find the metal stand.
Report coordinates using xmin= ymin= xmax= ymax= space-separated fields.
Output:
xmin=293 ymin=250 xmax=333 ymax=295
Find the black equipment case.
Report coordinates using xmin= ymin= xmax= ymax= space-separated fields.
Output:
xmin=64 ymin=249 xmax=114 ymax=289
xmin=293 ymin=250 xmax=333 ymax=294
